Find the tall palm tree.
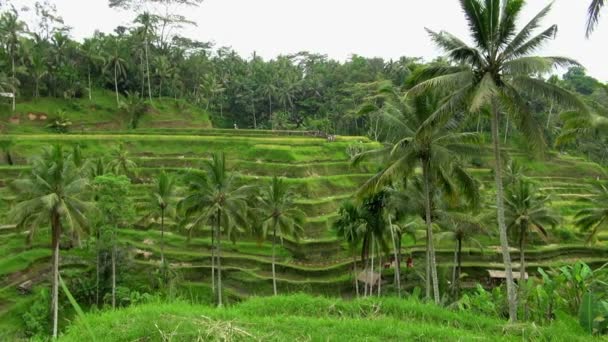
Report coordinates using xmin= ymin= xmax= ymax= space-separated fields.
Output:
xmin=587 ymin=0 xmax=605 ymax=37
xmin=574 ymin=181 xmax=608 ymax=243
xmin=9 ymin=146 xmax=93 ymax=338
xmin=334 ymin=201 xmax=366 ymax=297
xmin=80 ymin=39 xmax=105 ymax=101
xmin=105 ymin=41 xmax=127 ymax=107
xmin=416 ymin=0 xmax=584 ymax=320
xmin=504 ymin=179 xmax=558 ymax=283
xmin=134 ymin=12 xmax=155 ymax=101
xmin=140 ymin=170 xmax=177 ymax=264
xmin=354 ymin=83 xmax=479 ymax=303
xmin=154 ymin=55 xmax=173 ymax=99
xmin=0 ymin=9 xmax=27 ymax=111
xmin=106 ymin=143 xmax=137 ymax=178
xmin=436 ymin=212 xmax=487 ymax=299
xmin=256 ymin=176 xmax=304 ymax=295
xmin=179 ymin=152 xmax=252 ymax=306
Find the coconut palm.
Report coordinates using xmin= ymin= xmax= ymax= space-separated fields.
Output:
xmin=134 ymin=12 xmax=155 ymax=101
xmin=9 ymin=146 xmax=93 ymax=338
xmin=436 ymin=212 xmax=487 ymax=299
xmin=574 ymin=181 xmax=608 ymax=243
xmin=504 ymin=179 xmax=558 ymax=284
xmin=354 ymin=83 xmax=479 ymax=304
xmin=105 ymin=41 xmax=127 ymax=107
xmin=106 ymin=143 xmax=137 ymax=178
xmin=0 ymin=9 xmax=27 ymax=110
xmin=416 ymin=0 xmax=584 ymax=320
xmin=179 ymin=152 xmax=252 ymax=306
xmin=334 ymin=201 xmax=366 ymax=297
xmin=587 ymin=0 xmax=605 ymax=37
xmin=256 ymin=176 xmax=304 ymax=295
xmin=140 ymin=170 xmax=177 ymax=265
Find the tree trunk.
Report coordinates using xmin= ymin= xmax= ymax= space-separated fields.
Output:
xmin=490 ymin=101 xmax=518 ymax=322
xmin=504 ymin=115 xmax=510 ymax=144
xmin=353 ymin=249 xmax=359 ymax=298
xmin=377 ymin=246 xmax=382 ymax=297
xmin=519 ymin=223 xmax=526 ymax=284
xmin=145 ymin=37 xmax=152 ymax=101
xmin=160 ymin=207 xmax=165 ymax=264
xmin=451 ymin=244 xmax=457 ymax=298
xmin=388 ymin=215 xmax=401 ymax=298
xmin=88 ymin=64 xmax=92 ymax=101
xmin=51 ymin=212 xmax=61 ymax=339
xmin=422 ymin=159 xmax=440 ymax=304
xmin=216 ymin=210 xmax=223 ymax=307
xmin=269 ymin=94 xmax=273 ymax=130
xmin=6 ymin=151 xmax=13 ymax=166
xmin=370 ymin=235 xmax=375 ymax=296
xmin=159 ymin=79 xmax=163 ymax=99
xmin=211 ymin=221 xmax=215 ymax=294
xmin=546 ymin=102 xmax=554 ymax=129
xmin=112 ymin=226 xmax=116 ymax=309
xmin=456 ymin=237 xmax=462 ymax=299
xmin=96 ymin=240 xmax=100 ymax=307
xmin=114 ymin=63 xmax=119 ymax=108
xmin=426 ymin=239 xmax=431 ymax=300
xmin=272 ymin=225 xmax=278 ymax=295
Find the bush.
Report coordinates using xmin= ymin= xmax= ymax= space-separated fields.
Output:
xmin=22 ymin=289 xmax=50 ymax=337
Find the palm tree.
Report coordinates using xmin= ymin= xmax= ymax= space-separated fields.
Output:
xmin=134 ymin=12 xmax=155 ymax=101
xmin=0 ymin=9 xmax=27 ymax=111
xmin=504 ymin=179 xmax=558 ymax=283
xmin=120 ymin=91 xmax=147 ymax=129
xmin=334 ymin=201 xmax=365 ymax=297
xmin=105 ymin=41 xmax=127 ymax=107
xmin=354 ymin=83 xmax=479 ymax=304
xmin=179 ymin=152 xmax=252 ymax=306
xmin=256 ymin=176 xmax=304 ymax=295
xmin=587 ymin=0 xmax=605 ymax=37
xmin=436 ymin=212 xmax=487 ymax=299
xmin=416 ymin=0 xmax=584 ymax=320
xmin=9 ymin=146 xmax=93 ymax=338
xmin=81 ymin=39 xmax=105 ymax=101
xmin=106 ymin=143 xmax=137 ymax=178
xmin=574 ymin=181 xmax=608 ymax=243
xmin=155 ymin=55 xmax=173 ymax=99
xmin=140 ymin=170 xmax=177 ymax=265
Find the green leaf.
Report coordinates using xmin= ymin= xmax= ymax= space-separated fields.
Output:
xmin=579 ymin=292 xmax=597 ymax=334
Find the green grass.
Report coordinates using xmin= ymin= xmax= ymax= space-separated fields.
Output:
xmin=58 ymin=294 xmax=596 ymax=342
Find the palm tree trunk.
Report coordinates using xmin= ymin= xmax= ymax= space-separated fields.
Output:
xmin=426 ymin=240 xmax=431 ymax=300
xmin=546 ymin=102 xmax=554 ymax=129
xmin=504 ymin=115 xmax=510 ymax=144
xmin=160 ymin=207 xmax=165 ymax=265
xmin=211 ymin=223 xmax=215 ymax=294
xmin=114 ymin=63 xmax=119 ymax=108
xmin=216 ymin=210 xmax=222 ymax=307
xmin=519 ymin=224 xmax=526 ymax=284
xmin=272 ymin=225 xmax=278 ymax=296
xmin=451 ymin=244 xmax=457 ymax=297
xmin=145 ymin=37 xmax=152 ymax=101
xmin=159 ymin=79 xmax=163 ymax=99
xmin=490 ymin=101 xmax=518 ymax=322
xmin=370 ymin=235 xmax=375 ymax=296
xmin=88 ymin=64 xmax=92 ymax=101
xmin=112 ymin=226 xmax=116 ymax=309
xmin=11 ymin=55 xmax=16 ymax=111
xmin=269 ymin=94 xmax=273 ymax=130
xmin=377 ymin=245 xmax=382 ymax=297
xmin=456 ymin=237 xmax=462 ymax=299
xmin=388 ymin=215 xmax=401 ymax=298
xmin=353 ymin=249 xmax=359 ymax=298
xmin=422 ymin=159 xmax=440 ymax=304
xmin=51 ymin=212 xmax=61 ymax=339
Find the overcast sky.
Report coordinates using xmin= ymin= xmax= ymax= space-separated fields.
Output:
xmin=10 ymin=0 xmax=608 ymax=81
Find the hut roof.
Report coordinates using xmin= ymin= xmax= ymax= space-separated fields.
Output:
xmin=487 ymin=270 xmax=528 ymax=280
xmin=357 ymin=270 xmax=381 ymax=285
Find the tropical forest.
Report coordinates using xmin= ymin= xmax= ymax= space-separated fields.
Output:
xmin=1 ymin=0 xmax=608 ymax=340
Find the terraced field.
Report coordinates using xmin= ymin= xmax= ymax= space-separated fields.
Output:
xmin=1 ymin=129 xmax=607 ymax=336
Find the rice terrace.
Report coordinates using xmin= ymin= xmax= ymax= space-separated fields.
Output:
xmin=1 ymin=0 xmax=608 ymax=341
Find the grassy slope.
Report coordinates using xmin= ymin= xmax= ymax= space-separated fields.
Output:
xmin=0 ymin=90 xmax=211 ymax=133
xmin=59 ymin=294 xmax=597 ymax=342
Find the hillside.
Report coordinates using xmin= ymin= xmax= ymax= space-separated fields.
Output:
xmin=1 ymin=120 xmax=608 ymax=338
xmin=59 ymin=294 xmax=595 ymax=342
xmin=0 ymin=91 xmax=212 ymax=134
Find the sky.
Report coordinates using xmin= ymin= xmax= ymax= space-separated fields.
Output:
xmin=9 ymin=0 xmax=608 ymax=81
